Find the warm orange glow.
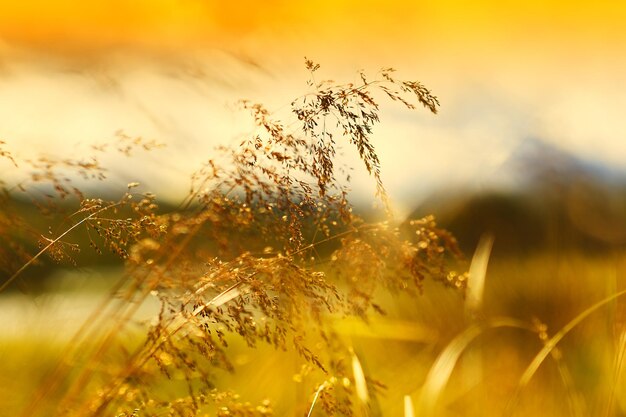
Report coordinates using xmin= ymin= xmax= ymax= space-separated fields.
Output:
xmin=1 ymin=1 xmax=625 ymax=54
xmin=2 ymin=1 xmax=626 ymax=203
xmin=0 ymin=1 xmax=215 ymax=50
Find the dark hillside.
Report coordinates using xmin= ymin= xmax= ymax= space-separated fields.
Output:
xmin=408 ymin=139 xmax=626 ymax=255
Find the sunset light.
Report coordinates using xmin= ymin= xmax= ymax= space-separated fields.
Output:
xmin=2 ymin=2 xmax=626 ymax=416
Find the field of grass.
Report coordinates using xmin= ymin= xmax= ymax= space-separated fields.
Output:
xmin=2 ymin=63 xmax=625 ymax=417
xmin=1 ymin=250 xmax=625 ymax=416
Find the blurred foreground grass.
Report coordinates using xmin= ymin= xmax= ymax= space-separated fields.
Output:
xmin=2 ymin=250 xmax=625 ymax=417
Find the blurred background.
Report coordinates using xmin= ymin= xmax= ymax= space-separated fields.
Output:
xmin=2 ymin=1 xmax=626 ymax=416
xmin=2 ymin=0 xmax=626 ymax=291
xmin=1 ymin=1 xmax=626 ymax=207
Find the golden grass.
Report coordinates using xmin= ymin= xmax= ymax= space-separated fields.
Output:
xmin=1 ymin=252 xmax=625 ymax=416
xmin=1 ymin=60 xmax=625 ymax=417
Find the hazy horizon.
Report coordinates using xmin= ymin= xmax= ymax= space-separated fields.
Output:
xmin=2 ymin=1 xmax=626 ymax=212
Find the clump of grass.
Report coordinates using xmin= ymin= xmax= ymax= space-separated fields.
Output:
xmin=3 ymin=59 xmax=625 ymax=417
xmin=1 ymin=60 xmax=466 ymax=417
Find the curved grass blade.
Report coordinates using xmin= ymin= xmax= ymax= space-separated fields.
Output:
xmin=415 ymin=317 xmax=532 ymax=417
xmin=506 ymin=287 xmax=626 ymax=416
xmin=306 ymin=381 xmax=328 ymax=417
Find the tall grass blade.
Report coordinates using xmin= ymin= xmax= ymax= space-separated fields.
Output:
xmin=506 ymin=288 xmax=626 ymax=416
xmin=197 ymin=281 xmax=243 ymax=312
xmin=0 ymin=202 xmax=122 ymax=293
xmin=466 ymin=233 xmax=494 ymax=316
xmin=416 ymin=318 xmax=532 ymax=417
xmin=306 ymin=382 xmax=328 ymax=417
xmin=352 ymin=352 xmax=370 ymax=406
xmin=603 ymin=329 xmax=626 ymax=417
xmin=403 ymin=395 xmax=415 ymax=417
xmin=462 ymin=234 xmax=494 ymax=397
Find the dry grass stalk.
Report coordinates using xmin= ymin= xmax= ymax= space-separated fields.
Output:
xmin=1 ymin=60 xmax=465 ymax=417
xmin=307 ymin=382 xmax=329 ymax=417
xmin=506 ymin=288 xmax=626 ymax=416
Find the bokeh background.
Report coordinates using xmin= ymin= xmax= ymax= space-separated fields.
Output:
xmin=2 ymin=1 xmax=626 ymax=207
xmin=2 ymin=2 xmax=626 ymax=416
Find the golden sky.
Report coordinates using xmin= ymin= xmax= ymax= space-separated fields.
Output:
xmin=1 ymin=1 xmax=626 ymax=207
xmin=1 ymin=1 xmax=625 ymax=51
